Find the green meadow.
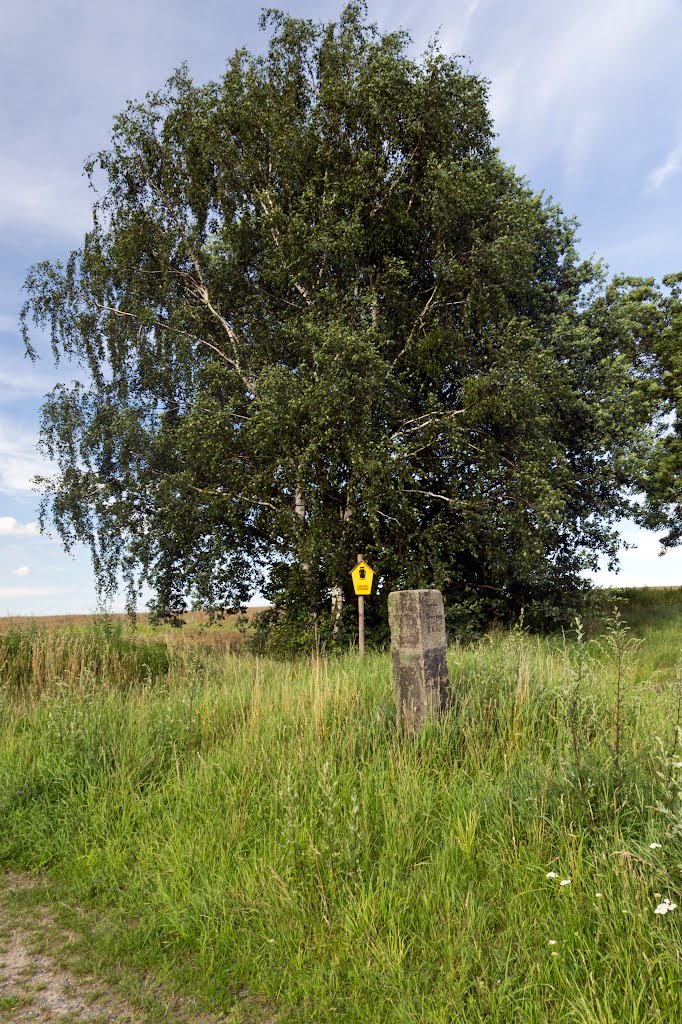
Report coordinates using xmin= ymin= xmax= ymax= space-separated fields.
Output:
xmin=0 ymin=590 xmax=681 ymax=1023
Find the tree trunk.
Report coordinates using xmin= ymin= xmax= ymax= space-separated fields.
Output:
xmin=330 ymin=585 xmax=344 ymax=634
xmin=295 ymin=482 xmax=309 ymax=574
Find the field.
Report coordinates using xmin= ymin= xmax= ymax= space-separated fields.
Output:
xmin=0 ymin=589 xmax=681 ymax=1022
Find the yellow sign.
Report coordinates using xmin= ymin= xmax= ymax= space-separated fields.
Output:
xmin=351 ymin=560 xmax=375 ymax=596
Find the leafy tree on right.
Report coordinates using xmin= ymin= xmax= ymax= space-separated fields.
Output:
xmin=628 ymin=274 xmax=682 ymax=551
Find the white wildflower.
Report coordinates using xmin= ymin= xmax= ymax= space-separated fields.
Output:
xmin=673 ymin=762 xmax=682 ymax=769
xmin=595 ymin=893 xmax=603 ymax=898
xmin=654 ymin=898 xmax=678 ymax=915
xmin=548 ymin=940 xmax=557 ymax=945
xmin=650 ymin=842 xmax=662 ymax=850
xmin=546 ymin=872 xmax=559 ymax=879
xmin=560 ymin=879 xmax=572 ymax=886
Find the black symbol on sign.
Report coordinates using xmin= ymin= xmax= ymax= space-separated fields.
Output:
xmin=359 ymin=568 xmax=366 ymax=579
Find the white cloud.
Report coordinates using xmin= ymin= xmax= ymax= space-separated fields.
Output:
xmin=588 ymin=522 xmax=682 ymax=587
xmin=647 ymin=141 xmax=682 ymax=191
xmin=0 ymin=3 xmax=259 ymax=252
xmin=0 ymin=585 xmax=65 ymax=599
xmin=390 ymin=0 xmax=681 ymax=191
xmin=10 ymin=566 xmax=31 ymax=577
xmin=0 ymin=517 xmax=39 ymax=537
xmin=0 ymin=419 xmax=52 ymax=495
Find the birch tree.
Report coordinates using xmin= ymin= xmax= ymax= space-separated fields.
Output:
xmin=22 ymin=3 xmax=669 ymax=638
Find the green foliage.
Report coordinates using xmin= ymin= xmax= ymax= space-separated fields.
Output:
xmin=21 ymin=4 xmax=676 ymax=637
xmin=624 ymin=273 xmax=682 ymax=547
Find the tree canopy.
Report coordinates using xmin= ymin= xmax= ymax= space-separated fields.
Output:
xmin=630 ymin=274 xmax=682 ymax=548
xmin=21 ymin=3 xmax=677 ymax=641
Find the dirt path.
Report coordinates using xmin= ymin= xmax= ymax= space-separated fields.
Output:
xmin=0 ymin=919 xmax=130 ymax=1022
xmin=0 ymin=876 xmax=138 ymax=1022
xmin=0 ymin=874 xmax=251 ymax=1024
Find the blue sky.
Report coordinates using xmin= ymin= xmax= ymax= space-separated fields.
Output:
xmin=1 ymin=0 xmax=681 ymax=615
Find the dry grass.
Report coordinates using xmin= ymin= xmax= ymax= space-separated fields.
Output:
xmin=0 ymin=608 xmax=269 ymax=633
xmin=0 ymin=607 xmax=273 ymax=655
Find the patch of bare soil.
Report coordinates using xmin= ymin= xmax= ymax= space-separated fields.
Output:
xmin=0 ymin=873 xmax=259 ymax=1024
xmin=0 ymin=904 xmax=137 ymax=1022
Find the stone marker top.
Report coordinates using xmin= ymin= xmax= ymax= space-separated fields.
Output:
xmin=387 ymin=589 xmax=446 ymax=650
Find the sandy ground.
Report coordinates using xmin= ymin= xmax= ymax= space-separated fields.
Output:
xmin=0 ymin=875 xmax=143 ymax=1023
xmin=0 ymin=874 xmax=251 ymax=1024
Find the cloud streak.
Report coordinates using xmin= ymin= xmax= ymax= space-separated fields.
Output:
xmin=0 ymin=419 xmax=52 ymax=495
xmin=647 ymin=141 xmax=682 ymax=191
xmin=479 ymin=0 xmax=680 ymax=172
xmin=0 ymin=366 xmax=67 ymax=399
xmin=0 ymin=585 xmax=65 ymax=599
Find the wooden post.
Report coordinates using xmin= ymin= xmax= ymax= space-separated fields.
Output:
xmin=357 ymin=553 xmax=365 ymax=656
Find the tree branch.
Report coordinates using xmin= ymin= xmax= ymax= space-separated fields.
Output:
xmin=404 ymin=488 xmax=458 ymax=505
xmin=369 ymin=143 xmax=420 ymax=219
xmin=91 ymin=297 xmax=246 ymax=375
xmin=394 ymin=284 xmax=439 ymax=362
xmin=179 ymin=259 xmax=257 ymax=394
xmin=187 ymin=484 xmax=277 ymax=511
xmin=256 ymin=189 xmax=312 ymax=305
xmin=390 ymin=409 xmax=465 ymax=442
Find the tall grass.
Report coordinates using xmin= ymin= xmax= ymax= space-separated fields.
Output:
xmin=0 ymin=599 xmax=680 ymax=1022
xmin=0 ymin=620 xmax=170 ymax=694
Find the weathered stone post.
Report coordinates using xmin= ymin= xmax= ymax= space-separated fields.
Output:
xmin=387 ymin=590 xmax=450 ymax=734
